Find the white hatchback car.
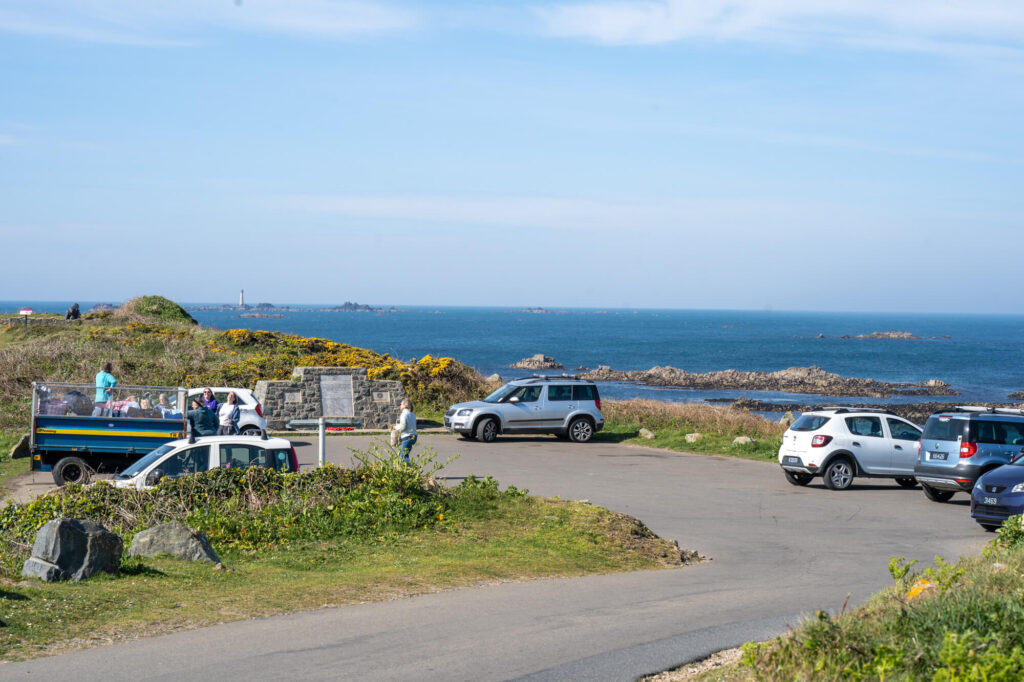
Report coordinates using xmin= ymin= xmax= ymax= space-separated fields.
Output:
xmin=186 ymin=387 xmax=267 ymax=435
xmin=111 ymin=434 xmax=297 ymax=490
xmin=778 ymin=407 xmax=922 ymax=490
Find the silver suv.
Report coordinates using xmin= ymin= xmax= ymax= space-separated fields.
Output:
xmin=444 ymin=375 xmax=604 ymax=443
xmin=914 ymin=407 xmax=1024 ymax=502
xmin=778 ymin=407 xmax=922 ymax=490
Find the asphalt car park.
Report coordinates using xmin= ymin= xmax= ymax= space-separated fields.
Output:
xmin=6 ymin=434 xmax=987 ymax=682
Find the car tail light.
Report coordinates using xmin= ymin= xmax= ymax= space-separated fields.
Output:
xmin=289 ymin=446 xmax=299 ymax=472
xmin=595 ymin=399 xmax=602 ymax=412
xmin=811 ymin=435 xmax=833 ymax=447
xmin=917 ymin=441 xmax=921 ymax=455
xmin=960 ymin=442 xmax=978 ymax=458
xmin=255 ymin=403 xmax=264 ymax=418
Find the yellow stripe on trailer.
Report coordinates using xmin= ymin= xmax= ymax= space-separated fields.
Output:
xmin=35 ymin=428 xmax=184 ymax=439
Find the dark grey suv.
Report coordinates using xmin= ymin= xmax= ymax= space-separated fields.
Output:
xmin=914 ymin=407 xmax=1024 ymax=502
xmin=444 ymin=375 xmax=604 ymax=443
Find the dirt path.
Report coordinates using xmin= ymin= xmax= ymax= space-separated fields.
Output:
xmin=2 ymin=470 xmax=58 ymax=504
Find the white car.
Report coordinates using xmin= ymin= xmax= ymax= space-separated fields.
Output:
xmin=186 ymin=387 xmax=267 ymax=435
xmin=778 ymin=407 xmax=922 ymax=490
xmin=111 ymin=434 xmax=298 ymax=490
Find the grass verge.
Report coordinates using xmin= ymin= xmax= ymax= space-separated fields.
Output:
xmin=598 ymin=400 xmax=783 ymax=461
xmin=0 ymin=431 xmax=29 ymax=495
xmin=0 ymin=447 xmax=690 ymax=662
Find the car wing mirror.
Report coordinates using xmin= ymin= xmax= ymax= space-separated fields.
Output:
xmin=508 ymin=396 xmax=520 ymax=403
xmin=145 ymin=469 xmax=165 ymax=486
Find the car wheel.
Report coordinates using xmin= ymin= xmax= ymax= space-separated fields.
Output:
xmin=52 ymin=456 xmax=91 ymax=486
xmin=476 ymin=417 xmax=498 ymax=443
xmin=822 ymin=458 xmax=854 ymax=490
xmin=981 ymin=524 xmax=1001 ymax=532
xmin=894 ymin=476 xmax=918 ymax=489
xmin=568 ymin=417 xmax=594 ymax=443
xmin=239 ymin=425 xmax=262 ymax=436
xmin=784 ymin=470 xmax=813 ymax=486
xmin=921 ymin=484 xmax=955 ymax=502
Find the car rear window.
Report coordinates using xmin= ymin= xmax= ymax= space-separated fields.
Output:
xmin=572 ymin=384 xmax=599 ymax=401
xmin=791 ymin=415 xmax=830 ymax=431
xmin=922 ymin=416 xmax=968 ymax=442
xmin=968 ymin=420 xmax=1024 ymax=446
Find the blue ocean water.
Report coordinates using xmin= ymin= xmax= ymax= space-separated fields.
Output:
xmin=5 ymin=302 xmax=1024 ymax=405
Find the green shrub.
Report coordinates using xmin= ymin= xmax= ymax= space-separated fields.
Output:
xmin=0 ymin=445 xmax=541 ymax=579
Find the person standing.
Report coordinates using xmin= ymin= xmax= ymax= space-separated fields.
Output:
xmin=396 ymin=398 xmax=417 ymax=463
xmin=93 ymin=362 xmax=116 ymax=416
xmin=217 ymin=391 xmax=240 ymax=435
xmin=200 ymin=388 xmax=219 ymax=414
xmin=188 ymin=398 xmax=218 ymax=436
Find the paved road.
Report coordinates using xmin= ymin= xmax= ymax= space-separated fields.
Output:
xmin=1 ymin=435 xmax=986 ymax=681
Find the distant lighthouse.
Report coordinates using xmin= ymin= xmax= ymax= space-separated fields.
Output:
xmin=239 ymin=289 xmax=245 ymax=308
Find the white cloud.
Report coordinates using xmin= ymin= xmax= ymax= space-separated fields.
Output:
xmin=536 ymin=0 xmax=1024 ymax=53
xmin=0 ymin=0 xmax=417 ymax=45
xmin=0 ymin=134 xmax=17 ymax=146
xmin=267 ymin=193 xmax=850 ymax=232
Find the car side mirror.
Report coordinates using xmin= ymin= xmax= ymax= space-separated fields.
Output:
xmin=145 ymin=469 xmax=164 ymax=486
xmin=508 ymin=396 xmax=520 ymax=403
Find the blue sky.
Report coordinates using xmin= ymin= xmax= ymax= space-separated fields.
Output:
xmin=1 ymin=1 xmax=1022 ymax=312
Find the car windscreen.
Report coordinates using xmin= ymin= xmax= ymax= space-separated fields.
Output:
xmin=790 ymin=415 xmax=830 ymax=432
xmin=483 ymin=385 xmax=517 ymax=403
xmin=922 ymin=416 xmax=968 ymax=442
xmin=115 ymin=444 xmax=176 ymax=478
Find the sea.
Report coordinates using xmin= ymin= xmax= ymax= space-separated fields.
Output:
xmin=4 ymin=302 xmax=1024 ymax=408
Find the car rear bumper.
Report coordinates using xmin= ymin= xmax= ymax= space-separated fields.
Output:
xmin=914 ymin=461 xmax=983 ymax=491
xmin=779 ymin=455 xmax=817 ymax=475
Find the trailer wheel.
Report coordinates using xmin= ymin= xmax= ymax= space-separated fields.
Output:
xmin=52 ymin=457 xmax=92 ymax=486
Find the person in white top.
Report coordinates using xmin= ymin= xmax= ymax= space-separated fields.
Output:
xmin=396 ymin=398 xmax=417 ymax=463
xmin=217 ymin=391 xmax=241 ymax=435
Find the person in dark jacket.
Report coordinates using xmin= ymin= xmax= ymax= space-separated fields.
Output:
xmin=188 ymin=398 xmax=218 ymax=436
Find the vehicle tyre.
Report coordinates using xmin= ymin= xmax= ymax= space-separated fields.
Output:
xmin=784 ymin=470 xmax=813 ymax=486
xmin=822 ymin=458 xmax=854 ymax=490
xmin=476 ymin=417 xmax=499 ymax=443
xmin=921 ymin=484 xmax=955 ymax=503
xmin=981 ymin=524 xmax=1001 ymax=533
xmin=894 ymin=476 xmax=918 ymax=489
xmin=239 ymin=425 xmax=262 ymax=436
xmin=568 ymin=417 xmax=594 ymax=443
xmin=52 ymin=456 xmax=92 ymax=486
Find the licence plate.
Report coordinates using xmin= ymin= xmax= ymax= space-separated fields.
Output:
xmin=984 ymin=496 xmax=999 ymax=505
xmin=929 ymin=452 xmax=948 ymax=461
xmin=785 ymin=456 xmax=801 ymax=464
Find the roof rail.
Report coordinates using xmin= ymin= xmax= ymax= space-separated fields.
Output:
xmin=518 ymin=374 xmax=582 ymax=383
xmin=816 ymin=406 xmax=898 ymax=415
xmin=952 ymin=405 xmax=1024 ymax=416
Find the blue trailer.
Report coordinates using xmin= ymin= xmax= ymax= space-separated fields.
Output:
xmin=31 ymin=382 xmax=189 ymax=485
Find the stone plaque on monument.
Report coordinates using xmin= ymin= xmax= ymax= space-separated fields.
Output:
xmin=285 ymin=392 xmax=302 ymax=404
xmin=320 ymin=375 xmax=354 ymax=417
xmin=372 ymin=391 xmax=391 ymax=403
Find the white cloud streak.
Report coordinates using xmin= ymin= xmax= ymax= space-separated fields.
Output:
xmin=536 ymin=0 xmax=1024 ymax=54
xmin=267 ymin=193 xmax=848 ymax=232
xmin=0 ymin=0 xmax=417 ymax=45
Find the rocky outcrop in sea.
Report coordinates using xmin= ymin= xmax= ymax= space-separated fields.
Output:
xmin=510 ymin=354 xmax=565 ymax=370
xmin=580 ymin=365 xmax=957 ymax=398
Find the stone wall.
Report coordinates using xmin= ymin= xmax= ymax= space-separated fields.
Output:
xmin=254 ymin=366 xmax=405 ymax=430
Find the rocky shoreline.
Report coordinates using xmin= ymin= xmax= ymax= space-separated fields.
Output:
xmin=720 ymin=398 xmax=1021 ymax=425
xmin=579 ymin=364 xmax=956 ymax=398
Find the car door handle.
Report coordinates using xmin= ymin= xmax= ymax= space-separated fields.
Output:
xmin=895 ymin=445 xmax=903 ymax=450
xmin=852 ymin=441 xmax=861 ymax=446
